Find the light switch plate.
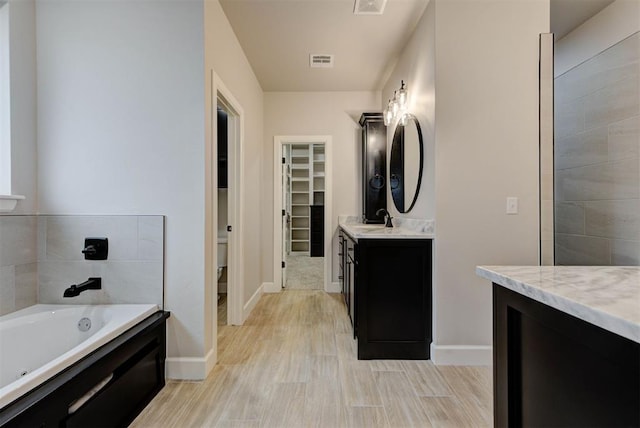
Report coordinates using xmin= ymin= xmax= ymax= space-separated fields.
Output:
xmin=506 ymin=197 xmax=518 ymax=215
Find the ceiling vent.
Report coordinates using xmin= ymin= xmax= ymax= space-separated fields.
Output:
xmin=309 ymin=54 xmax=334 ymax=68
xmin=353 ymin=0 xmax=387 ymax=15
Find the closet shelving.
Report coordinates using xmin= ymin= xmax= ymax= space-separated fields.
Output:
xmin=290 ymin=144 xmax=311 ymax=254
xmin=287 ymin=143 xmax=325 ymax=254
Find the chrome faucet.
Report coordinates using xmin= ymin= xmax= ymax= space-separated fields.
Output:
xmin=63 ymin=277 xmax=102 ymax=297
xmin=376 ymin=208 xmax=394 ymax=228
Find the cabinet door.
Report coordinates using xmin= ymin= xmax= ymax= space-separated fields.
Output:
xmin=347 ymin=238 xmax=357 ymax=337
xmin=356 ymin=239 xmax=432 ymax=360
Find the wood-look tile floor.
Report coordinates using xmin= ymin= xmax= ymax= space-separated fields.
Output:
xmin=131 ymin=290 xmax=493 ymax=428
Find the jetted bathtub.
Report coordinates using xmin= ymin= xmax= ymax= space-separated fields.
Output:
xmin=0 ymin=304 xmax=159 ymax=410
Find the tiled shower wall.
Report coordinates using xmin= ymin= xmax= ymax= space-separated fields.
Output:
xmin=554 ymin=33 xmax=640 ymax=265
xmin=0 ymin=215 xmax=164 ymax=316
xmin=0 ymin=216 xmax=38 ymax=315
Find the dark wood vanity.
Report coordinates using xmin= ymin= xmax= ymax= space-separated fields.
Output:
xmin=359 ymin=113 xmax=387 ymax=224
xmin=478 ymin=266 xmax=640 ymax=428
xmin=339 ymin=226 xmax=432 ymax=359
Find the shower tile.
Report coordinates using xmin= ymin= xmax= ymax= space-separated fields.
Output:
xmin=45 ymin=216 xmax=138 ymax=261
xmin=555 ymin=33 xmax=640 ymax=104
xmin=554 ymin=126 xmax=608 ymax=170
xmin=15 ymin=263 xmax=37 ymax=310
xmin=554 ymin=202 xmax=585 ymax=235
xmin=0 ymin=216 xmax=37 ymax=267
xmin=0 ymin=266 xmax=16 ymax=316
xmin=611 ymin=239 xmax=640 ymax=266
xmin=37 ymin=216 xmax=47 ymax=262
xmin=138 ymin=216 xmax=164 ymax=261
xmin=555 ymin=158 xmax=639 ymax=201
xmin=584 ymin=73 xmax=640 ymax=131
xmin=38 ymin=260 xmax=163 ymax=306
xmin=609 ymin=116 xmax=640 ymax=162
xmin=100 ymin=261 xmax=163 ymax=305
xmin=585 ymin=200 xmax=640 ymax=240
xmin=555 ymin=234 xmax=610 ymax=266
xmin=554 ymin=99 xmax=585 ymax=140
xmin=38 ymin=261 xmax=98 ymax=304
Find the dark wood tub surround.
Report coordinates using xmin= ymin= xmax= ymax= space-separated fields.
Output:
xmin=0 ymin=311 xmax=170 ymax=428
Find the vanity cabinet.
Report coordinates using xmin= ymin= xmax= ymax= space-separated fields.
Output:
xmin=339 ymin=230 xmax=357 ymax=335
xmin=359 ymin=113 xmax=387 ymax=224
xmin=339 ymin=227 xmax=433 ymax=359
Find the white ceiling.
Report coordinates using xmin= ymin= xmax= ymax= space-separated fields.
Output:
xmin=219 ymin=0 xmax=428 ymax=92
xmin=551 ymin=0 xmax=615 ymax=40
xmin=220 ymin=0 xmax=615 ymax=92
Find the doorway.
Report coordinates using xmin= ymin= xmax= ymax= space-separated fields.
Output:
xmin=273 ymin=136 xmax=333 ymax=292
xmin=213 ymin=74 xmax=244 ymax=331
xmin=284 ymin=143 xmax=324 ymax=289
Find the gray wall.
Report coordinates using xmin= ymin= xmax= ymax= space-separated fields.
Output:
xmin=554 ymin=32 xmax=640 ymax=265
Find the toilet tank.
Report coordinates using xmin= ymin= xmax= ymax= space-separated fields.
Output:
xmin=217 ymin=237 xmax=228 ymax=267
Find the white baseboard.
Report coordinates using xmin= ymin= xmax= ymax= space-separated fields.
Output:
xmin=326 ymin=281 xmax=341 ymax=293
xmin=166 ymin=356 xmax=208 ymax=380
xmin=243 ymin=283 xmax=264 ymax=321
xmin=205 ymin=347 xmax=216 ymax=376
xmin=430 ymin=344 xmax=492 ymax=366
xmin=262 ymin=281 xmax=280 ymax=293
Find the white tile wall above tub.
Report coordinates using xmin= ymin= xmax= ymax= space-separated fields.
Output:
xmin=14 ymin=263 xmax=37 ymax=311
xmin=0 ymin=266 xmax=16 ymax=316
xmin=138 ymin=216 xmax=164 ymax=261
xmin=43 ymin=216 xmax=139 ymax=261
xmin=0 ymin=216 xmax=37 ymax=267
xmin=38 ymin=260 xmax=163 ymax=306
xmin=37 ymin=215 xmax=165 ymax=307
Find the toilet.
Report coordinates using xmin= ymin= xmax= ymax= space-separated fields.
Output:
xmin=217 ymin=237 xmax=228 ymax=283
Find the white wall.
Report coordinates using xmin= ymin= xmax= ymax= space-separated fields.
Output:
xmin=204 ymin=0 xmax=265 ymax=364
xmin=555 ymin=0 xmax=640 ymax=77
xmin=4 ymin=0 xmax=37 ymax=214
xmin=382 ymin=1 xmax=435 ymax=220
xmin=36 ymin=0 xmax=207 ymax=376
xmin=262 ymin=92 xmax=381 ymax=283
xmin=431 ymin=0 xmax=549 ymax=364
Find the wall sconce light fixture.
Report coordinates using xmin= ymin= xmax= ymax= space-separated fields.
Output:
xmin=383 ymin=80 xmax=408 ymax=126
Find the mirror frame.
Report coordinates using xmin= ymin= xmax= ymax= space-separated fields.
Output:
xmin=390 ymin=114 xmax=424 ymax=213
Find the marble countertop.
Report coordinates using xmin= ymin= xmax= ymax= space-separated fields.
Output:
xmin=338 ymin=215 xmax=435 ymax=241
xmin=476 ymin=266 xmax=640 ymax=344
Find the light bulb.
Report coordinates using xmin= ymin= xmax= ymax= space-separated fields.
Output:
xmin=383 ymin=104 xmax=393 ymax=126
xmin=397 ymin=80 xmax=407 ymax=109
xmin=390 ymin=91 xmax=399 ymax=116
xmin=400 ymin=113 xmax=409 ymax=126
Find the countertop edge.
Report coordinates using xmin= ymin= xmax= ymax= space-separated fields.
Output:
xmin=476 ymin=266 xmax=640 ymax=344
xmin=339 ymin=223 xmax=435 ymax=241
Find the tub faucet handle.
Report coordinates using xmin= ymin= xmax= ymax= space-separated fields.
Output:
xmin=82 ymin=245 xmax=97 ymax=255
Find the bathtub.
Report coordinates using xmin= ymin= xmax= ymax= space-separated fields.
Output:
xmin=0 ymin=303 xmax=159 ymax=410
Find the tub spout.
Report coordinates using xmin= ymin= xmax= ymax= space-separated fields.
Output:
xmin=63 ymin=278 xmax=102 ymax=298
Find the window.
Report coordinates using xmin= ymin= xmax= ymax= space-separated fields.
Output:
xmin=0 ymin=1 xmax=10 ymax=195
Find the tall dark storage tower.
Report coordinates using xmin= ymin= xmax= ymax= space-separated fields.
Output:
xmin=359 ymin=113 xmax=387 ymax=224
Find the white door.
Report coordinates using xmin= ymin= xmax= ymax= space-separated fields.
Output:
xmin=281 ymin=146 xmax=291 ymax=288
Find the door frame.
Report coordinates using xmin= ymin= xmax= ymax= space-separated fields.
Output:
xmin=212 ymin=72 xmax=244 ymax=327
xmin=272 ymin=135 xmax=333 ymax=292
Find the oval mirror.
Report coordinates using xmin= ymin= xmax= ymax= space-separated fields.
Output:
xmin=390 ymin=114 xmax=424 ymax=213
